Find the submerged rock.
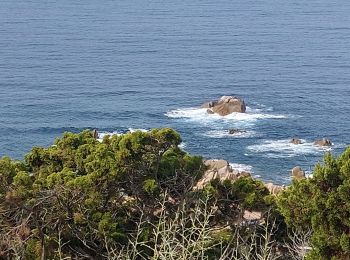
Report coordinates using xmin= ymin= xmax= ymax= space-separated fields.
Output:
xmin=291 ymin=166 xmax=305 ymax=180
xmin=290 ymin=138 xmax=302 ymax=145
xmin=228 ymin=128 xmax=247 ymax=135
xmin=314 ymin=138 xmax=332 ymax=146
xmin=203 ymin=96 xmax=246 ymax=116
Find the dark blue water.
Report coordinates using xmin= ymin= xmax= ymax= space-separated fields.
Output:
xmin=1 ymin=0 xmax=349 ymax=184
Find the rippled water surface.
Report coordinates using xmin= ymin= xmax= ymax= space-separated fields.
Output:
xmin=1 ymin=0 xmax=349 ymax=184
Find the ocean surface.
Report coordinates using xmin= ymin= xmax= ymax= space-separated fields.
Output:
xmin=1 ymin=0 xmax=349 ymax=184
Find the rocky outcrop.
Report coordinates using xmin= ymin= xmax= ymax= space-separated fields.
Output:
xmin=290 ymin=138 xmax=302 ymax=145
xmin=314 ymin=138 xmax=332 ymax=146
xmin=264 ymin=183 xmax=284 ymax=195
xmin=203 ymin=96 xmax=246 ymax=116
xmin=291 ymin=166 xmax=305 ymax=180
xmin=204 ymin=159 xmax=229 ymax=170
xmin=228 ymin=129 xmax=247 ymax=135
xmin=195 ymin=159 xmax=251 ymax=189
xmin=196 ymin=159 xmax=285 ymax=196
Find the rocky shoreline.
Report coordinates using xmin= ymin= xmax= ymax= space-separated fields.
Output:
xmin=195 ymin=159 xmax=286 ymax=195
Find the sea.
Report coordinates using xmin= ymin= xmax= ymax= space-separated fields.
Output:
xmin=1 ymin=0 xmax=349 ymax=184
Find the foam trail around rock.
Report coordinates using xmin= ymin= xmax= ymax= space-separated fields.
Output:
xmin=97 ymin=128 xmax=149 ymax=142
xmin=202 ymin=129 xmax=257 ymax=138
xmin=229 ymin=162 xmax=253 ymax=173
xmin=97 ymin=131 xmax=121 ymax=142
xmin=246 ymin=139 xmax=334 ymax=158
xmin=165 ymin=107 xmax=286 ymax=127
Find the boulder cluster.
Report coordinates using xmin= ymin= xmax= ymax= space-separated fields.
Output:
xmin=194 ymin=159 xmax=286 ymax=195
xmin=290 ymin=137 xmax=332 ymax=147
xmin=194 ymin=159 xmax=251 ymax=190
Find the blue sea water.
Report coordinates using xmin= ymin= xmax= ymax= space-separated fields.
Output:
xmin=0 ymin=0 xmax=349 ymax=184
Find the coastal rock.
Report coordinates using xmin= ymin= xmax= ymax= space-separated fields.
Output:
xmin=291 ymin=166 xmax=305 ymax=180
xmin=201 ymin=101 xmax=217 ymax=109
xmin=238 ymin=171 xmax=251 ymax=178
xmin=228 ymin=128 xmax=247 ymax=135
xmin=265 ymin=183 xmax=284 ymax=195
xmin=207 ymin=109 xmax=215 ymax=114
xmin=91 ymin=129 xmax=98 ymax=139
xmin=195 ymin=159 xmax=240 ymax=189
xmin=203 ymin=96 xmax=246 ymax=116
xmin=204 ymin=159 xmax=229 ymax=171
xmin=198 ymin=159 xmax=284 ymax=196
xmin=314 ymin=138 xmax=332 ymax=146
xmin=290 ymin=138 xmax=302 ymax=145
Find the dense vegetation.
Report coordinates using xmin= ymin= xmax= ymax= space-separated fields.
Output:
xmin=0 ymin=128 xmax=349 ymax=259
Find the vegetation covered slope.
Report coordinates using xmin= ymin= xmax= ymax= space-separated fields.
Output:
xmin=0 ymin=128 xmax=349 ymax=259
xmin=278 ymin=148 xmax=350 ymax=259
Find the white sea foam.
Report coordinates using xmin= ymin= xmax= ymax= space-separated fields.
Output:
xmin=97 ymin=131 xmax=121 ymax=142
xmin=246 ymin=139 xmax=333 ymax=158
xmin=202 ymin=129 xmax=257 ymax=138
xmin=229 ymin=162 xmax=253 ymax=173
xmin=128 ymin=128 xmax=148 ymax=133
xmin=165 ymin=107 xmax=286 ymax=126
xmin=178 ymin=142 xmax=186 ymax=149
xmin=97 ymin=128 xmax=149 ymax=142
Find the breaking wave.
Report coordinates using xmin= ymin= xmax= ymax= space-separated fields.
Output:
xmin=246 ymin=139 xmax=334 ymax=158
xmin=165 ymin=106 xmax=287 ymax=129
xmin=202 ymin=129 xmax=257 ymax=138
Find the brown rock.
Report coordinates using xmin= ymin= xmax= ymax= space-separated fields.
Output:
xmin=201 ymin=101 xmax=217 ymax=109
xmin=290 ymin=138 xmax=302 ymax=145
xmin=202 ymin=96 xmax=246 ymax=116
xmin=291 ymin=166 xmax=305 ymax=180
xmin=238 ymin=171 xmax=251 ymax=178
xmin=265 ymin=183 xmax=284 ymax=195
xmin=195 ymin=160 xmax=240 ymax=189
xmin=204 ymin=159 xmax=229 ymax=171
xmin=314 ymin=138 xmax=332 ymax=146
xmin=243 ymin=210 xmax=262 ymax=221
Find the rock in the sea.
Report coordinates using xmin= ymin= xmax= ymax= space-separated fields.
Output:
xmin=207 ymin=109 xmax=215 ymax=114
xmin=201 ymin=101 xmax=217 ymax=109
xmin=291 ymin=166 xmax=305 ymax=180
xmin=314 ymin=138 xmax=332 ymax=146
xmin=228 ymin=128 xmax=247 ymax=135
xmin=290 ymin=138 xmax=302 ymax=145
xmin=203 ymin=96 xmax=246 ymax=116
xmin=264 ymin=183 xmax=284 ymax=195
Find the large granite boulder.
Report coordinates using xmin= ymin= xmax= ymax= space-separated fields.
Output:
xmin=203 ymin=96 xmax=246 ymax=116
xmin=264 ymin=183 xmax=284 ymax=195
xmin=291 ymin=166 xmax=305 ymax=180
xmin=314 ymin=138 xmax=332 ymax=146
xmin=204 ymin=159 xmax=229 ymax=170
xmin=195 ymin=159 xmax=240 ymax=189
